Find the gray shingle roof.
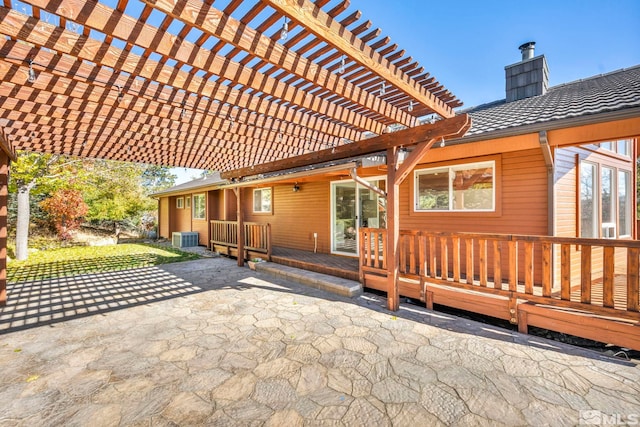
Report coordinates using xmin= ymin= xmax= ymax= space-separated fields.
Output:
xmin=151 ymin=171 xmax=225 ymax=197
xmin=464 ymin=65 xmax=640 ymax=136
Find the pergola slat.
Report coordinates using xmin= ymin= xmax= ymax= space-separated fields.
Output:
xmin=0 ymin=0 xmax=462 ymax=172
xmin=140 ymin=0 xmax=417 ymax=128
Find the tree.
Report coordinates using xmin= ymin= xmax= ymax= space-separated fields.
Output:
xmin=81 ymin=161 xmax=157 ymax=227
xmin=141 ymin=165 xmax=177 ymax=194
xmin=9 ymin=152 xmax=76 ymax=260
xmin=40 ymin=189 xmax=88 ymax=240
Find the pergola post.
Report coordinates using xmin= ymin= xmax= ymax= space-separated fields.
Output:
xmin=0 ymin=151 xmax=8 ymax=306
xmin=236 ymin=187 xmax=245 ymax=267
xmin=386 ymin=147 xmax=400 ymax=311
xmin=385 ymin=137 xmax=441 ymax=311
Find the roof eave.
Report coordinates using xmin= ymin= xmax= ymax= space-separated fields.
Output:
xmin=452 ymin=106 xmax=640 ymax=146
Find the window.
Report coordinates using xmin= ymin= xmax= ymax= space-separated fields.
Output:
xmin=176 ymin=197 xmax=184 ymax=209
xmin=192 ymin=194 xmax=205 ymax=219
xmin=186 ymin=197 xmax=191 ymax=208
xmin=580 ymin=161 xmax=632 ymax=239
xmin=601 ymin=167 xmax=615 ymax=238
xmin=415 ymin=161 xmax=495 ymax=212
xmin=599 ymin=139 xmax=631 ymax=157
xmin=618 ymin=170 xmax=631 ymax=237
xmin=580 ymin=162 xmax=597 ymax=238
xmin=253 ymin=188 xmax=272 ymax=213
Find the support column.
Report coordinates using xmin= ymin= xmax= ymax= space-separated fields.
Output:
xmin=386 ymin=147 xmax=400 ymax=311
xmin=0 ymin=152 xmax=8 ymax=306
xmin=236 ymin=187 xmax=245 ymax=267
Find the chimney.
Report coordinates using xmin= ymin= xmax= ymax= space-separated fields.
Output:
xmin=505 ymin=41 xmax=549 ymax=102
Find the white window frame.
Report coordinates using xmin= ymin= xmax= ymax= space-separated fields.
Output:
xmin=253 ymin=188 xmax=272 ymax=213
xmin=192 ymin=193 xmax=205 ymax=220
xmin=414 ymin=160 xmax=495 ymax=212
xmin=618 ymin=170 xmax=632 ymax=238
xmin=579 ymin=161 xmax=598 ymax=238
xmin=599 ymin=139 xmax=631 ymax=157
xmin=579 ymin=160 xmax=632 ymax=239
xmin=176 ymin=197 xmax=184 ymax=209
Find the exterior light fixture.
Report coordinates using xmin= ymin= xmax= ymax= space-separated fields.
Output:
xmin=408 ymin=100 xmax=414 ymax=112
xmin=380 ymin=80 xmax=386 ymax=96
xmin=280 ymin=18 xmax=288 ymax=41
xmin=440 ymin=137 xmax=445 ymax=147
xmin=338 ymin=55 xmax=346 ymax=74
xmin=116 ymin=85 xmax=123 ymax=102
xmin=27 ymin=60 xmax=36 ymax=83
xmin=292 ymin=183 xmax=300 ymax=192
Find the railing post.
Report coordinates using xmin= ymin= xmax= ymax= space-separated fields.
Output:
xmin=236 ymin=188 xmax=244 ymax=266
xmin=627 ymin=247 xmax=639 ymax=311
xmin=524 ymin=241 xmax=534 ymax=294
xmin=465 ymin=239 xmax=474 ymax=285
xmin=493 ymin=240 xmax=502 ymax=289
xmin=266 ymin=223 xmax=272 ymax=261
xmin=452 ymin=236 xmax=460 ymax=282
xmin=580 ymin=245 xmax=592 ymax=304
xmin=603 ymin=246 xmax=615 ymax=308
xmin=479 ymin=239 xmax=487 ymax=286
xmin=542 ymin=242 xmax=552 ymax=297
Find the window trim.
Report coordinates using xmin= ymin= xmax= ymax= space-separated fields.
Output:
xmin=413 ymin=159 xmax=496 ymax=213
xmin=186 ymin=196 xmax=191 ymax=209
xmin=618 ymin=169 xmax=632 ymax=238
xmin=176 ymin=197 xmax=184 ymax=209
xmin=252 ymin=187 xmax=273 ymax=214
xmin=192 ymin=193 xmax=206 ymax=220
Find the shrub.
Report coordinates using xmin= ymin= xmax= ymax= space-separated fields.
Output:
xmin=40 ymin=189 xmax=89 ymax=240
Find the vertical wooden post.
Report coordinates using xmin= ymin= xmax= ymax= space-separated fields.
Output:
xmin=236 ymin=187 xmax=244 ymax=267
xmin=386 ymin=147 xmax=399 ymax=311
xmin=0 ymin=152 xmax=8 ymax=306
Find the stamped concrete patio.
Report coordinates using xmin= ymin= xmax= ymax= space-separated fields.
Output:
xmin=1 ymin=257 xmax=639 ymax=426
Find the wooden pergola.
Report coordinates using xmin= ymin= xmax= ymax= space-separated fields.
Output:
xmin=0 ymin=0 xmax=470 ymax=309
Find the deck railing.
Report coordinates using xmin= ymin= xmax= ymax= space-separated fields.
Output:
xmin=359 ymin=228 xmax=640 ymax=321
xmin=210 ymin=220 xmax=272 ymax=260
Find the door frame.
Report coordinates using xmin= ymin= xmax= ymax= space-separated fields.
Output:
xmin=330 ymin=175 xmax=386 ymax=256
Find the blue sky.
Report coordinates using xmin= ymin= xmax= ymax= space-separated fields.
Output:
xmin=173 ymin=0 xmax=640 ymax=183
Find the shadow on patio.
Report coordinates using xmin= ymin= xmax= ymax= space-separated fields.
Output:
xmin=8 ymin=252 xmax=198 ymax=283
xmin=1 ymin=258 xmax=635 ymax=366
xmin=1 ymin=265 xmax=204 ymax=334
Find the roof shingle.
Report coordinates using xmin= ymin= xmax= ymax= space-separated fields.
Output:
xmin=465 ymin=65 xmax=640 ymax=136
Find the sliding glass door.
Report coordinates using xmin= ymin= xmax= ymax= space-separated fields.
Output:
xmin=331 ymin=178 xmax=386 ymax=255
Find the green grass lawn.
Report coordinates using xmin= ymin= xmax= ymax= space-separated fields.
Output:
xmin=8 ymin=243 xmax=201 ymax=283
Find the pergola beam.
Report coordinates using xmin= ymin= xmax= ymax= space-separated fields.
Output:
xmin=222 ymin=114 xmax=471 ymax=179
xmin=141 ymin=0 xmax=415 ymax=129
xmin=0 ymin=8 xmax=360 ymax=143
xmin=20 ymin=0 xmax=380 ymax=135
xmin=263 ymin=0 xmax=454 ymax=119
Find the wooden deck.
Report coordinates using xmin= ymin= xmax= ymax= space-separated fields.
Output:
xmin=359 ymin=228 xmax=640 ymax=350
xmin=271 ymin=247 xmax=359 ymax=281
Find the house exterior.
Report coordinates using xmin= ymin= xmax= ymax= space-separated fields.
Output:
xmin=155 ymin=47 xmax=640 ymax=275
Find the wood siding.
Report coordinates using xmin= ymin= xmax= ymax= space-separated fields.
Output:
xmin=402 ymin=149 xmax=549 ymax=283
xmin=173 ymin=196 xmax=192 ymax=232
xmin=208 ymin=190 xmax=225 ymax=221
xmin=403 ymin=149 xmax=548 ymax=235
xmin=243 ymin=182 xmax=331 ymax=253
xmin=159 ymin=197 xmax=169 ymax=239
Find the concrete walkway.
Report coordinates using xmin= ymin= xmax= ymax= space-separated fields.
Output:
xmin=1 ymin=257 xmax=639 ymax=426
